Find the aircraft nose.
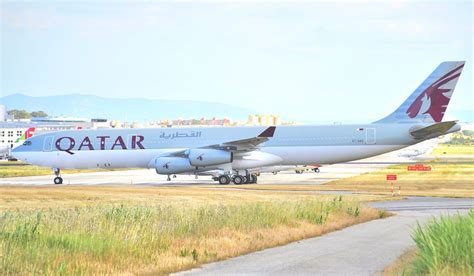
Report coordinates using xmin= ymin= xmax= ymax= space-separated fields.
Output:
xmin=11 ymin=144 xmax=23 ymax=153
xmin=10 ymin=145 xmax=21 ymax=157
xmin=10 ymin=146 xmax=28 ymax=163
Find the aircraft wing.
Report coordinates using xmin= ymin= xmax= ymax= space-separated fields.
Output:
xmin=159 ymin=126 xmax=276 ymax=158
xmin=410 ymin=121 xmax=459 ymax=139
xmin=215 ymin=126 xmax=276 ymax=152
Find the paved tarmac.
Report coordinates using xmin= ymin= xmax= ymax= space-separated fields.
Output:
xmin=179 ymin=197 xmax=473 ymax=275
xmin=0 ymin=162 xmax=391 ymax=186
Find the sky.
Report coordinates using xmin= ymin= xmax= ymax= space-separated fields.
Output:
xmin=1 ymin=0 xmax=472 ymax=122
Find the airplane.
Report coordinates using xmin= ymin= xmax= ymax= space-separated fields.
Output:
xmin=12 ymin=61 xmax=465 ymax=185
xmin=397 ymin=138 xmax=440 ymax=159
xmin=0 ymin=127 xmax=36 ymax=156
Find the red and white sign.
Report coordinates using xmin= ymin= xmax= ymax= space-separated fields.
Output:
xmin=386 ymin=174 xmax=397 ymax=181
xmin=407 ymin=164 xmax=432 ymax=171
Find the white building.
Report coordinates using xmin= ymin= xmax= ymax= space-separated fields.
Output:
xmin=0 ymin=105 xmax=6 ymax=122
xmin=0 ymin=126 xmax=26 ymax=148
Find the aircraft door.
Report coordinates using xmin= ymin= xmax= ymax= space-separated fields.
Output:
xmin=366 ymin=128 xmax=376 ymax=144
xmin=43 ymin=136 xmax=54 ymax=151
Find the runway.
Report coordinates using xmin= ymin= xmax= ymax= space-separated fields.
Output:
xmin=0 ymin=162 xmax=391 ymax=186
xmin=179 ymin=197 xmax=473 ymax=275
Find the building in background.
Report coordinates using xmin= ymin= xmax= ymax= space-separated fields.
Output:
xmin=31 ymin=117 xmax=92 ymax=131
xmin=0 ymin=105 xmax=6 ymax=122
xmin=247 ymin=114 xmax=283 ymax=126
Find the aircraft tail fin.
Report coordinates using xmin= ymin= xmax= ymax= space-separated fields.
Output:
xmin=14 ymin=127 xmax=36 ymax=143
xmin=374 ymin=61 xmax=465 ymax=124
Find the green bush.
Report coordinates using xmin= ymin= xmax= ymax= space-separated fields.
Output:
xmin=411 ymin=210 xmax=474 ymax=274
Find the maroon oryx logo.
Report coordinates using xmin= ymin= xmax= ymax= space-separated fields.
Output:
xmin=407 ymin=64 xmax=463 ymax=122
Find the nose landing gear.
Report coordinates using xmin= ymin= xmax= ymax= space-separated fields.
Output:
xmin=53 ymin=168 xmax=63 ymax=184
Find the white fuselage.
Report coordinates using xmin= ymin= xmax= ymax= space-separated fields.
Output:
xmin=12 ymin=124 xmax=423 ymax=172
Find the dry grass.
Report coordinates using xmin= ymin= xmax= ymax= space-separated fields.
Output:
xmin=432 ymin=144 xmax=474 ymax=155
xmin=0 ymin=185 xmax=385 ymax=210
xmin=225 ymin=163 xmax=474 ymax=198
xmin=0 ymin=185 xmax=385 ymax=274
xmin=383 ymin=247 xmax=418 ymax=275
xmin=315 ymin=163 xmax=474 ymax=198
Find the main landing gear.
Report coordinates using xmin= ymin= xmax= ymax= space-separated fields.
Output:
xmin=214 ymin=173 xmax=258 ymax=185
xmin=217 ymin=175 xmax=231 ymax=185
xmin=53 ymin=168 xmax=63 ymax=184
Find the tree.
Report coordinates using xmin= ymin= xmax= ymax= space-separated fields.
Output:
xmin=7 ymin=109 xmax=31 ymax=119
xmin=31 ymin=111 xmax=48 ymax=118
xmin=7 ymin=109 xmax=48 ymax=119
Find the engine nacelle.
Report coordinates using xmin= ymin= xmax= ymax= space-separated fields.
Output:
xmin=155 ymin=157 xmax=195 ymax=174
xmin=187 ymin=149 xmax=233 ymax=167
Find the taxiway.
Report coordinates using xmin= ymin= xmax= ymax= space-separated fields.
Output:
xmin=179 ymin=197 xmax=473 ymax=275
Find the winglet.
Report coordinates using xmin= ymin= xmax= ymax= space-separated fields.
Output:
xmin=258 ymin=126 xmax=276 ymax=138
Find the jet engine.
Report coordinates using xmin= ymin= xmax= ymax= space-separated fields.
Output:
xmin=187 ymin=149 xmax=232 ymax=167
xmin=155 ymin=157 xmax=195 ymax=174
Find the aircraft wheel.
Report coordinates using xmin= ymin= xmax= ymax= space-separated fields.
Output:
xmin=232 ymin=175 xmax=244 ymax=185
xmin=250 ymin=174 xmax=258 ymax=184
xmin=272 ymin=172 xmax=278 ymax=175
xmin=218 ymin=175 xmax=231 ymax=185
xmin=313 ymin=168 xmax=320 ymax=173
xmin=54 ymin=177 xmax=63 ymax=185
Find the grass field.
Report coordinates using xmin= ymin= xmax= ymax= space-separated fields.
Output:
xmin=0 ymin=186 xmax=386 ymax=274
xmin=0 ymin=161 xmax=134 ymax=178
xmin=385 ymin=211 xmax=473 ymax=275
xmin=431 ymin=144 xmax=474 ymax=155
xmin=227 ymin=163 xmax=474 ymax=198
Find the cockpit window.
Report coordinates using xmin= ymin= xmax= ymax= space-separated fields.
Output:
xmin=23 ymin=141 xmax=32 ymax=146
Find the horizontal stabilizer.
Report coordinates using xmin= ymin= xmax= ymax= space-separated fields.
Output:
xmin=410 ymin=121 xmax=458 ymax=139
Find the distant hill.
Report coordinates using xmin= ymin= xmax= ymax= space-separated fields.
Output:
xmin=0 ymin=93 xmax=256 ymax=121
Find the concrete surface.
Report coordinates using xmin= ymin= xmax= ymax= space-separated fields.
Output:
xmin=0 ymin=162 xmax=392 ymax=186
xmin=179 ymin=197 xmax=473 ymax=275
